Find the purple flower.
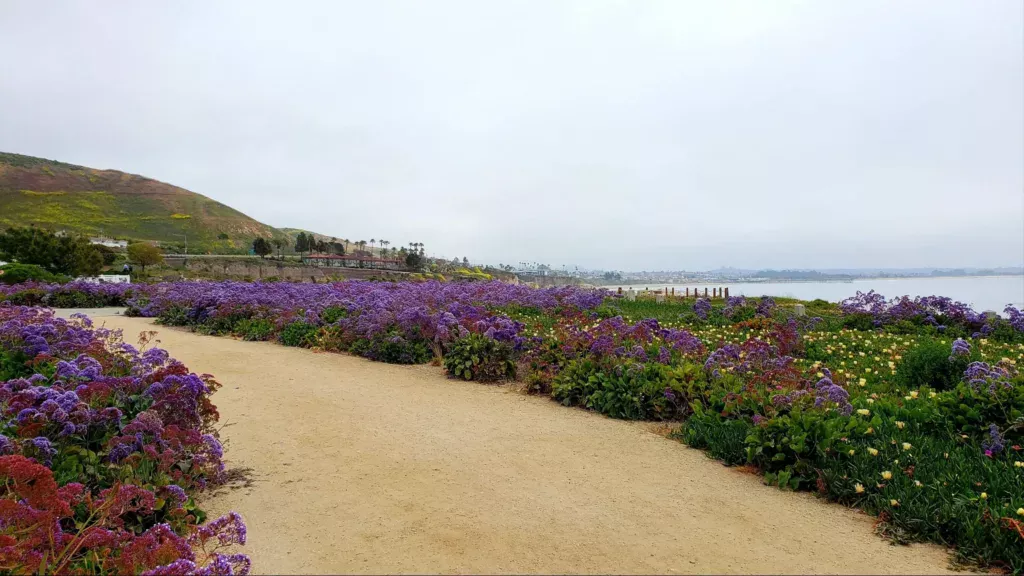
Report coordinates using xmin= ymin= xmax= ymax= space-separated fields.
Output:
xmin=694 ymin=298 xmax=712 ymax=320
xmin=950 ymin=338 xmax=971 ymax=360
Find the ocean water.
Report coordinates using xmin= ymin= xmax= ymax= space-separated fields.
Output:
xmin=610 ymin=275 xmax=1024 ymax=313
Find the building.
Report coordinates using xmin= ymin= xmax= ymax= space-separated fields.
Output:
xmin=302 ymin=253 xmax=404 ymax=270
xmin=90 ymin=237 xmax=128 ymax=249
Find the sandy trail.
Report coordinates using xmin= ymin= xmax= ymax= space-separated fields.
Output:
xmin=71 ymin=312 xmax=962 ymax=574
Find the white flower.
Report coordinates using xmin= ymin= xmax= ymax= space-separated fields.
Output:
xmin=857 ymin=409 xmax=870 ymax=416
xmin=896 ymin=421 xmax=905 ymax=429
xmin=902 ymin=442 xmax=912 ymax=451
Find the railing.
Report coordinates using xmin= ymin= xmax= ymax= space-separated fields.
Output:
xmin=616 ymin=286 xmax=731 ymax=302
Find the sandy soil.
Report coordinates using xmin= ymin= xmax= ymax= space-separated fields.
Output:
xmin=70 ymin=312 xmax=965 ymax=575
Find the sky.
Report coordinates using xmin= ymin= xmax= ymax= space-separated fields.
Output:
xmin=1 ymin=0 xmax=1022 ymax=272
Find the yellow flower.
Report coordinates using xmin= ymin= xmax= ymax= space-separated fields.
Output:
xmin=848 ymin=449 xmax=856 ymax=456
xmin=857 ymin=409 xmax=870 ymax=416
xmin=816 ymin=371 xmax=824 ymax=378
xmin=858 ymin=378 xmax=866 ymax=386
xmin=929 ymin=391 xmax=937 ymax=398
xmin=914 ymin=480 xmax=922 ymax=487
xmin=866 ymin=398 xmax=875 ymax=404
xmin=855 ymin=483 xmax=865 ymax=493
xmin=980 ymin=492 xmax=987 ymax=500
xmin=902 ymin=442 xmax=912 ymax=451
xmin=1015 ymin=461 xmax=1024 ymax=468
xmin=1018 ymin=508 xmax=1024 ymax=516
xmin=868 ymin=447 xmax=879 ymax=456
xmin=890 ymin=499 xmax=899 ymax=507
xmin=881 ymin=470 xmax=892 ymax=480
xmin=865 ymin=427 xmax=874 ymax=435
xmin=910 ymin=390 xmax=919 ymax=398
xmin=896 ymin=421 xmax=905 ymax=429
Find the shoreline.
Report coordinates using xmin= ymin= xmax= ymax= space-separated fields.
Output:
xmin=601 ymin=274 xmax=1023 ymax=289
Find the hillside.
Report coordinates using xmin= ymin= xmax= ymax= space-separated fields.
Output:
xmin=0 ymin=152 xmax=289 ymax=253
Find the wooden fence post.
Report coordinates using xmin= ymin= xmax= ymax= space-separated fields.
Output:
xmin=704 ymin=287 xmax=708 ymax=297
xmin=724 ymin=287 xmax=729 ymax=298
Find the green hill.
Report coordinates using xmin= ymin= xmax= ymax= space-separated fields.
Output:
xmin=0 ymin=152 xmax=292 ymax=254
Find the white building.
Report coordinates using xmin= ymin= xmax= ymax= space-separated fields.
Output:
xmin=89 ymin=238 xmax=128 ymax=249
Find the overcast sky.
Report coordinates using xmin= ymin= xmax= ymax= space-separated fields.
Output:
xmin=1 ymin=1 xmax=1021 ymax=271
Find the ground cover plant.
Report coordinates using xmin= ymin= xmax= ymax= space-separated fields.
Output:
xmin=0 ymin=305 xmax=249 ymax=574
xmin=3 ymin=280 xmax=1024 ymax=569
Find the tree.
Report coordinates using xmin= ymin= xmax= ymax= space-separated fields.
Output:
xmin=294 ymin=232 xmax=309 ymax=256
xmin=462 ymin=256 xmax=469 ymax=266
xmin=127 ymin=243 xmax=163 ymax=273
xmin=271 ymin=238 xmax=285 ymax=259
xmin=93 ymin=244 xmax=118 ymax=266
xmin=315 ymin=239 xmax=327 ymax=253
xmin=327 ymin=241 xmax=345 ymax=255
xmin=370 ymin=238 xmax=376 ymax=255
xmin=405 ymin=252 xmax=423 ymax=270
xmin=253 ymin=237 xmax=272 ymax=259
xmin=0 ymin=226 xmax=105 ymax=277
xmin=74 ymin=243 xmax=104 ymax=276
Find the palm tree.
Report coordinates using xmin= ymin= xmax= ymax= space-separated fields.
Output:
xmin=381 ymin=240 xmax=390 ymax=257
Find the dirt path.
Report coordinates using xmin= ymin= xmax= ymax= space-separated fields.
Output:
xmin=78 ymin=313 xmax=962 ymax=574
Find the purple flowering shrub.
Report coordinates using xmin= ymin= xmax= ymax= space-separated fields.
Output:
xmin=0 ymin=281 xmax=136 ymax=308
xmin=123 ymin=281 xmax=603 ymax=367
xmin=936 ymin=358 xmax=1024 ymax=445
xmin=840 ymin=290 xmax=1024 ymax=342
xmin=7 ymin=279 xmax=1024 ymax=567
xmin=0 ymin=305 xmax=248 ymax=574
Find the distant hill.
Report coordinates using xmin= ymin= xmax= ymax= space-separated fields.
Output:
xmin=0 ymin=152 xmax=292 ymax=253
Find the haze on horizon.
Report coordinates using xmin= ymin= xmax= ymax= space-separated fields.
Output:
xmin=0 ymin=0 xmax=1021 ymax=272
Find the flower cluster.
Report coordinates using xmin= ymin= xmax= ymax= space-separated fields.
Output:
xmin=0 ymin=305 xmax=248 ymax=574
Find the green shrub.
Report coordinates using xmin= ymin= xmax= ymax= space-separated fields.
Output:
xmin=552 ymin=360 xmax=699 ymax=420
xmin=443 ymin=333 xmax=516 ymax=382
xmin=2 ymin=288 xmax=47 ymax=306
xmin=279 ymin=321 xmax=318 ymax=347
xmin=937 ymin=378 xmax=1024 ymax=442
xmin=745 ymin=408 xmax=869 ymax=490
xmin=679 ymin=407 xmax=752 ymax=466
xmin=0 ymin=263 xmax=60 ymax=284
xmin=320 ymin=306 xmax=348 ymax=324
xmin=0 ymin=349 xmax=32 ymax=381
xmin=154 ymin=305 xmax=190 ymax=325
xmin=895 ymin=338 xmax=974 ymax=391
xmin=351 ymin=331 xmax=433 ymax=364
xmin=235 ymin=318 xmax=275 ymax=341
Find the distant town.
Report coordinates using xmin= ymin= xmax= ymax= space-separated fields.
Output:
xmin=497 ymin=262 xmax=1024 ymax=287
